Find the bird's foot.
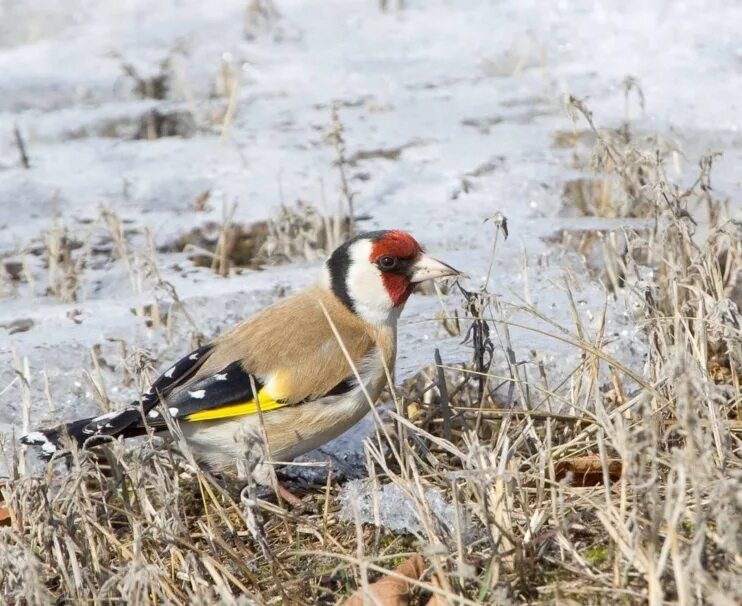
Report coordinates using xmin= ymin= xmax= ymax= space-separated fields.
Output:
xmin=277 ymin=483 xmax=317 ymax=513
xmin=251 ymin=481 xmax=315 ymax=512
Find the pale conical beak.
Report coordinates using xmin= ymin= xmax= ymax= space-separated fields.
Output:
xmin=409 ymin=253 xmax=460 ymax=284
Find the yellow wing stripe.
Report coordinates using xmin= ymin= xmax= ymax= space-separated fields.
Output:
xmin=185 ymin=388 xmax=289 ymax=422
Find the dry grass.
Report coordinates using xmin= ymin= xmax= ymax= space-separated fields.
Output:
xmin=559 ymin=93 xmax=684 ymax=219
xmin=0 ymin=207 xmax=139 ymax=304
xmin=161 ymin=201 xmax=351 ymax=277
xmin=2 ymin=97 xmax=742 ymax=604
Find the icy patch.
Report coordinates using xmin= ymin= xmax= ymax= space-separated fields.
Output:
xmin=338 ymin=479 xmax=473 ymax=538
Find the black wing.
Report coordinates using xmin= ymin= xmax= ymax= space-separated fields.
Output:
xmin=82 ymin=343 xmax=215 ymax=435
xmin=144 ymin=360 xmax=262 ymax=423
xmin=133 ymin=360 xmax=359 ymax=424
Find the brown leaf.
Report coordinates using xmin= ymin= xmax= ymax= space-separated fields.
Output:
xmin=554 ymin=455 xmax=622 ymax=486
xmin=0 ymin=502 xmax=11 ymax=527
xmin=343 ymin=554 xmax=425 ymax=606
xmin=424 ymin=574 xmax=447 ymax=606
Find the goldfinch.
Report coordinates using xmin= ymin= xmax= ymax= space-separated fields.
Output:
xmin=21 ymin=230 xmax=459 ymax=487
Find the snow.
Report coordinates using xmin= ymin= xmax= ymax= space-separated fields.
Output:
xmin=1 ymin=0 xmax=741 ymax=477
xmin=338 ymin=478 xmax=473 ymax=538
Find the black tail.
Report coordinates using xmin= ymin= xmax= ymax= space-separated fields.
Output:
xmin=20 ymin=411 xmax=150 ymax=459
xmin=21 ymin=418 xmax=90 ymax=458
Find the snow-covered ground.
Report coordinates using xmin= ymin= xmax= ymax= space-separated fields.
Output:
xmin=1 ymin=0 xmax=741 ymax=473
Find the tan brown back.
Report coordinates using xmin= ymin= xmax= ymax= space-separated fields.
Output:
xmin=190 ymin=285 xmax=396 ymax=403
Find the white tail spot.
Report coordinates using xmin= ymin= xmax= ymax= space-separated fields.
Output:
xmin=23 ymin=431 xmax=49 ymax=445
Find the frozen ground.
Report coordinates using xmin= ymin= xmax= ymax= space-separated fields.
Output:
xmin=1 ymin=0 xmax=741 ymax=477
xmin=338 ymin=478 xmax=474 ymax=539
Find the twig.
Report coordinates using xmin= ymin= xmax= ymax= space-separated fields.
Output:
xmin=14 ymin=125 xmax=30 ymax=169
xmin=434 ymin=348 xmax=453 ymax=441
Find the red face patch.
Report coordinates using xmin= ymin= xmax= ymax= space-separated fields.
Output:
xmin=369 ymin=231 xmax=422 ymax=307
xmin=381 ymin=274 xmax=415 ymax=307
xmin=369 ymin=230 xmax=422 ymax=263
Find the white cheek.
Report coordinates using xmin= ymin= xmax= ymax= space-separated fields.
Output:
xmin=346 ymin=240 xmax=399 ymax=326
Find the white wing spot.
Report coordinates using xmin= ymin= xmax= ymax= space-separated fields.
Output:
xmin=23 ymin=431 xmax=48 ymax=444
xmin=164 ymin=367 xmax=175 ymax=378
xmin=189 ymin=353 xmax=200 ymax=360
xmin=148 ymin=410 xmax=160 ymax=419
xmin=189 ymin=389 xmax=206 ymax=399
xmin=169 ymin=407 xmax=179 ymax=416
xmin=93 ymin=411 xmax=118 ymax=423
xmin=41 ymin=442 xmax=57 ymax=455
xmin=214 ymin=373 xmax=228 ymax=381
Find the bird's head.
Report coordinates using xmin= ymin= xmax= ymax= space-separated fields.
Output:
xmin=325 ymin=230 xmax=460 ymax=326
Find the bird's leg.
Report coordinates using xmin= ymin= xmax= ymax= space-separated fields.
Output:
xmin=251 ymin=478 xmax=307 ymax=510
xmin=276 ymin=483 xmax=306 ymax=509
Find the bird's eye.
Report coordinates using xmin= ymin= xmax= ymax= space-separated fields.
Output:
xmin=379 ymin=256 xmax=398 ymax=270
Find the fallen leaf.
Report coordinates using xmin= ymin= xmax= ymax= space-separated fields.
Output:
xmin=424 ymin=574 xmax=447 ymax=606
xmin=343 ymin=554 xmax=425 ymax=606
xmin=554 ymin=455 xmax=622 ymax=486
xmin=0 ymin=502 xmax=11 ymax=527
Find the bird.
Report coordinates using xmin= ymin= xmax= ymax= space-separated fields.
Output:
xmin=21 ymin=230 xmax=459 ymax=500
